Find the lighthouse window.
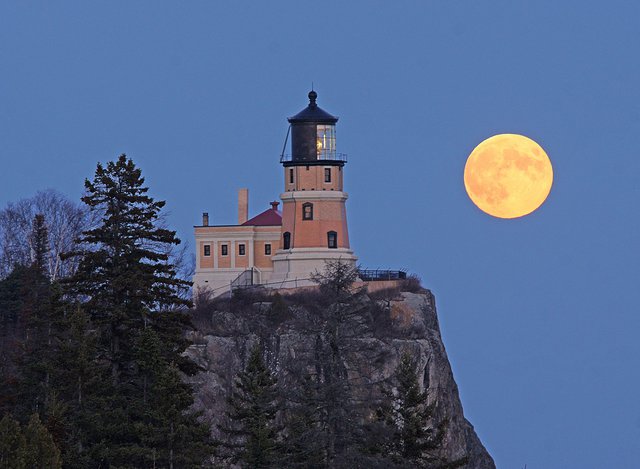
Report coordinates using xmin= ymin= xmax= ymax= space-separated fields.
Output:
xmin=265 ymin=243 xmax=272 ymax=255
xmin=289 ymin=168 xmax=294 ymax=184
xmin=302 ymin=203 xmax=313 ymax=220
xmin=221 ymin=244 xmax=228 ymax=256
xmin=324 ymin=168 xmax=331 ymax=183
xmin=327 ymin=231 xmax=337 ymax=249
xmin=283 ymin=232 xmax=291 ymax=250
xmin=238 ymin=244 xmax=246 ymax=256
xmin=203 ymin=245 xmax=211 ymax=257
xmin=316 ymin=125 xmax=336 ymax=159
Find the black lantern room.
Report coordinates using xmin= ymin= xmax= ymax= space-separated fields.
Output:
xmin=283 ymin=91 xmax=346 ymax=166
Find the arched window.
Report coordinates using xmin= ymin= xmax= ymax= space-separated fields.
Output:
xmin=302 ymin=202 xmax=313 ymax=220
xmin=283 ymin=232 xmax=291 ymax=250
xmin=327 ymin=231 xmax=337 ymax=249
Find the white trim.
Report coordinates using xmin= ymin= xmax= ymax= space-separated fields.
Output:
xmin=280 ymin=190 xmax=348 ymax=201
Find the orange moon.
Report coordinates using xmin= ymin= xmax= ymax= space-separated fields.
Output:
xmin=463 ymin=134 xmax=553 ymax=219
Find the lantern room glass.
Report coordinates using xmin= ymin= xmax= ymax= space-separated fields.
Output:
xmin=316 ymin=124 xmax=336 ymax=159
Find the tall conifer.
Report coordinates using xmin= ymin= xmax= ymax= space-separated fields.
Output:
xmin=63 ymin=154 xmax=210 ymax=467
xmin=376 ymin=352 xmax=467 ymax=468
xmin=220 ymin=345 xmax=281 ymax=467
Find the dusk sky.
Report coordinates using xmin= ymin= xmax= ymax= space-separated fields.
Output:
xmin=1 ymin=2 xmax=638 ymax=467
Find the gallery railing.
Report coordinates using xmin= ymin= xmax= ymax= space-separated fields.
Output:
xmin=358 ymin=269 xmax=407 ymax=281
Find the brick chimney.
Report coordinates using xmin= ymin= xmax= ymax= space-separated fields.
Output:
xmin=202 ymin=212 xmax=209 ymax=226
xmin=270 ymin=201 xmax=280 ymax=211
xmin=238 ymin=188 xmax=248 ymax=224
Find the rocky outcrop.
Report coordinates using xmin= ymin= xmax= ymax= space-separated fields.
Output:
xmin=186 ymin=287 xmax=495 ymax=468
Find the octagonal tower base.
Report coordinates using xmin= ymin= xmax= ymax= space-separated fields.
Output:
xmin=269 ymin=247 xmax=357 ymax=288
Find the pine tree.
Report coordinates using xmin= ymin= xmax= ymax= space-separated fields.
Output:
xmin=0 ymin=267 xmax=29 ymax=415
xmin=134 ymin=328 xmax=211 ymax=468
xmin=220 ymin=345 xmax=281 ymax=468
xmin=47 ymin=305 xmax=104 ymax=468
xmin=62 ymin=154 xmax=210 ymax=467
xmin=22 ymin=413 xmax=61 ymax=469
xmin=280 ymin=374 xmax=326 ymax=468
xmin=11 ymin=216 xmax=56 ymax=425
xmin=375 ymin=352 xmax=467 ymax=468
xmin=30 ymin=214 xmax=49 ymax=279
xmin=0 ymin=414 xmax=26 ymax=469
xmin=394 ymin=352 xmax=442 ymax=461
xmin=66 ymin=154 xmax=191 ymax=385
xmin=310 ymin=260 xmax=369 ymax=465
xmin=0 ymin=216 xmax=54 ymax=421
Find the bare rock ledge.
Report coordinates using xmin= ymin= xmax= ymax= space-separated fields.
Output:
xmin=186 ymin=289 xmax=495 ymax=468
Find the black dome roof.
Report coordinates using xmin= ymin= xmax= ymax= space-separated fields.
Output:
xmin=288 ymin=91 xmax=338 ymax=124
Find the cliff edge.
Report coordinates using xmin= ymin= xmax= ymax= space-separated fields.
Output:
xmin=186 ymin=285 xmax=495 ymax=468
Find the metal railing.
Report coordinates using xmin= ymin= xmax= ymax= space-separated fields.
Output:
xmin=231 ymin=268 xmax=256 ymax=290
xmin=280 ymin=153 xmax=348 ymax=163
xmin=358 ymin=269 xmax=407 ymax=281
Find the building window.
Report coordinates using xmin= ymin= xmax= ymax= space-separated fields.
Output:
xmin=327 ymin=231 xmax=337 ymax=249
xmin=238 ymin=244 xmax=246 ymax=256
xmin=302 ymin=202 xmax=313 ymax=220
xmin=289 ymin=168 xmax=294 ymax=184
xmin=324 ymin=168 xmax=331 ymax=183
xmin=203 ymin=245 xmax=211 ymax=256
xmin=283 ymin=232 xmax=291 ymax=250
xmin=265 ymin=243 xmax=271 ymax=255
xmin=221 ymin=244 xmax=228 ymax=256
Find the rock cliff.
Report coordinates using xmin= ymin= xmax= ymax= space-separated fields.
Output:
xmin=186 ymin=285 xmax=495 ymax=468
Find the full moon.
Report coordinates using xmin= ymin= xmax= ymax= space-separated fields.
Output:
xmin=463 ymin=134 xmax=553 ymax=219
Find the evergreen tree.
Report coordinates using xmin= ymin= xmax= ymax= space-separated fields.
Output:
xmin=0 ymin=267 xmax=30 ymax=415
xmin=47 ymin=305 xmax=104 ymax=468
xmin=0 ymin=413 xmax=61 ymax=469
xmin=0 ymin=414 xmax=26 ymax=469
xmin=66 ymin=154 xmax=191 ymax=385
xmin=0 ymin=238 xmax=52 ymax=421
xmin=134 ymin=328 xmax=211 ymax=468
xmin=30 ymin=214 xmax=49 ymax=279
xmin=220 ymin=345 xmax=281 ymax=468
xmin=280 ymin=375 xmax=326 ymax=468
xmin=22 ymin=413 xmax=62 ymax=469
xmin=371 ymin=352 xmax=467 ymax=468
xmin=12 ymin=216 xmax=56 ymax=424
xmin=0 ymin=218 xmax=54 ymax=421
xmin=61 ymin=154 xmax=210 ymax=467
xmin=394 ymin=352 xmax=442 ymax=462
xmin=310 ymin=261 xmax=370 ymax=465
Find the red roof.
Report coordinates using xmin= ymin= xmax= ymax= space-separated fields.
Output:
xmin=242 ymin=208 xmax=282 ymax=226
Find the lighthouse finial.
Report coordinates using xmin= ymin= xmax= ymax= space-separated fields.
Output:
xmin=308 ymin=89 xmax=317 ymax=107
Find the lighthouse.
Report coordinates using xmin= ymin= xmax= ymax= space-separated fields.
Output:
xmin=270 ymin=90 xmax=357 ymax=285
xmin=193 ymin=91 xmax=356 ymax=296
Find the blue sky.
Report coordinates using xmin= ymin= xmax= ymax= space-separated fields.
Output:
xmin=1 ymin=2 xmax=638 ymax=467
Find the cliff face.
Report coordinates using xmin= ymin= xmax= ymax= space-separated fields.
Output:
xmin=186 ymin=287 xmax=495 ymax=468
